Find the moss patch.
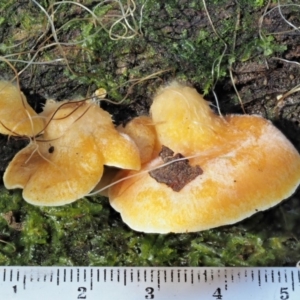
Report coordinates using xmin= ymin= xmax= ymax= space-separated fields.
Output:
xmin=0 ymin=185 xmax=299 ymax=266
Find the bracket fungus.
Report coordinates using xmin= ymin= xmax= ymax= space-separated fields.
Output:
xmin=109 ymin=82 xmax=300 ymax=233
xmin=3 ymin=99 xmax=141 ymax=206
xmin=117 ymin=116 xmax=158 ymax=164
xmin=94 ymin=116 xmax=158 ymax=197
xmin=0 ymin=81 xmax=44 ymax=136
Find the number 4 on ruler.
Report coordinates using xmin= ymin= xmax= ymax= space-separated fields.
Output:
xmin=212 ymin=288 xmax=222 ymax=299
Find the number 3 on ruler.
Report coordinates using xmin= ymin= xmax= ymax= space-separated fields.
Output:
xmin=145 ymin=287 xmax=154 ymax=299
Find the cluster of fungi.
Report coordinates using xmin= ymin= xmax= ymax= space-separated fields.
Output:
xmin=1 ymin=80 xmax=300 ymax=233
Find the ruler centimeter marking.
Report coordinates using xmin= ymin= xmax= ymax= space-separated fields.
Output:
xmin=0 ymin=267 xmax=299 ymax=300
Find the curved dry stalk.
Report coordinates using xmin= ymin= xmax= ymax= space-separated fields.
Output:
xmin=277 ymin=1 xmax=300 ymax=34
xmin=88 ymin=149 xmax=233 ymax=196
xmin=2 ymin=1 xmax=97 ymax=76
xmin=116 ymin=68 xmax=173 ymax=103
xmin=33 ymin=98 xmax=95 ymax=140
xmin=88 ymin=68 xmax=173 ymax=106
xmin=202 ymin=0 xmax=228 ymax=116
xmin=271 ymin=57 xmax=300 ymax=67
xmin=257 ymin=0 xmax=300 ymax=117
xmin=258 ymin=0 xmax=272 ymax=42
xmin=52 ymin=0 xmax=144 ymax=41
xmin=0 ymin=239 xmax=16 ymax=252
xmin=259 ymin=1 xmax=300 ymax=38
xmin=228 ymin=66 xmax=246 ymax=114
xmin=228 ymin=2 xmax=245 ymax=114
xmin=0 ymin=56 xmax=21 ymax=87
xmin=108 ymin=0 xmax=143 ymax=40
xmin=30 ymin=0 xmax=74 ymax=75
xmin=2 ymin=0 xmax=147 ymax=82
xmin=275 ymin=83 xmax=300 ymax=116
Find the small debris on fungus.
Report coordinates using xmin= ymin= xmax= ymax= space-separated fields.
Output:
xmin=48 ymin=146 xmax=55 ymax=153
xmin=149 ymin=145 xmax=203 ymax=192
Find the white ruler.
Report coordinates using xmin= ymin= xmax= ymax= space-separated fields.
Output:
xmin=0 ymin=267 xmax=299 ymax=299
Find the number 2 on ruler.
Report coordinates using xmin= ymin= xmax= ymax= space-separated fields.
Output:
xmin=78 ymin=287 xmax=87 ymax=299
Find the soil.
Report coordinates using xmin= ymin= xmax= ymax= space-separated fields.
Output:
xmin=1 ymin=2 xmax=299 ymax=167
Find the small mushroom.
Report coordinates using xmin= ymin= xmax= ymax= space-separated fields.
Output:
xmin=117 ymin=116 xmax=158 ymax=164
xmin=40 ymin=99 xmax=141 ymax=170
xmin=95 ymin=116 xmax=158 ymax=197
xmin=0 ymin=81 xmax=44 ymax=136
xmin=109 ymin=82 xmax=300 ymax=233
xmin=4 ymin=99 xmax=141 ymax=206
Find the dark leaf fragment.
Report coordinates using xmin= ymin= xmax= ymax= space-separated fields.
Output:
xmin=149 ymin=145 xmax=203 ymax=192
xmin=1 ymin=211 xmax=24 ymax=231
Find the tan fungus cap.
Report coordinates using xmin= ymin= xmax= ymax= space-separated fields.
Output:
xmin=109 ymin=82 xmax=300 ymax=233
xmin=4 ymin=99 xmax=141 ymax=205
xmin=0 ymin=81 xmax=44 ymax=136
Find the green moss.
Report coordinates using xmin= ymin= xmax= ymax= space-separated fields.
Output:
xmin=1 ymin=0 xmax=288 ymax=98
xmin=1 ymin=182 xmax=299 ymax=267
